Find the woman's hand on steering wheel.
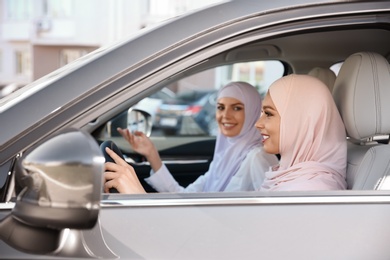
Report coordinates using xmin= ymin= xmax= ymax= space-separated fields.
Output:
xmin=103 ymin=147 xmax=146 ymax=194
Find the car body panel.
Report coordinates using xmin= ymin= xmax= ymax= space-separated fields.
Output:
xmin=97 ymin=192 xmax=390 ymax=260
xmin=2 ymin=192 xmax=390 ymax=259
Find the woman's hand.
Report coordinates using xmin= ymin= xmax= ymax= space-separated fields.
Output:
xmin=117 ymin=128 xmax=155 ymax=157
xmin=117 ymin=128 xmax=163 ymax=172
xmin=103 ymin=147 xmax=146 ymax=194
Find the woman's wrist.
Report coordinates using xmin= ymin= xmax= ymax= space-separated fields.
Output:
xmin=146 ymin=148 xmax=163 ymax=172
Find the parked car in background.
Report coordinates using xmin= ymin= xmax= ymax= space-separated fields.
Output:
xmin=1 ymin=0 xmax=390 ymax=259
xmin=155 ymin=90 xmax=217 ymax=135
xmin=133 ymin=87 xmax=175 ymax=126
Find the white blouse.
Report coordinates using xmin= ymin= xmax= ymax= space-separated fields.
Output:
xmin=144 ymin=146 xmax=278 ymax=192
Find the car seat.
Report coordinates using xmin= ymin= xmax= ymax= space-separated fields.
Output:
xmin=332 ymin=52 xmax=390 ymax=190
xmin=308 ymin=67 xmax=337 ymax=92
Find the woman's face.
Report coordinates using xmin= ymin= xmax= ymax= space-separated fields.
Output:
xmin=255 ymin=92 xmax=280 ymax=154
xmin=216 ymin=97 xmax=245 ymax=137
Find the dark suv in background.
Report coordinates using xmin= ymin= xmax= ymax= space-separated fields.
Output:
xmin=155 ymin=90 xmax=218 ymax=136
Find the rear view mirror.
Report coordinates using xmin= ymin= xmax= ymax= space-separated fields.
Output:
xmin=0 ymin=129 xmax=104 ymax=254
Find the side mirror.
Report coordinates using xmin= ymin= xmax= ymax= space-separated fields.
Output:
xmin=127 ymin=108 xmax=152 ymax=136
xmin=107 ymin=108 xmax=152 ymax=137
xmin=0 ymin=129 xmax=104 ymax=254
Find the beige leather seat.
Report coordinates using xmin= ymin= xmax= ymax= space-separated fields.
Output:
xmin=308 ymin=67 xmax=336 ymax=92
xmin=333 ymin=52 xmax=390 ymax=190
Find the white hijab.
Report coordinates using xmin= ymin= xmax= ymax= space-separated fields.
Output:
xmin=203 ymin=82 xmax=263 ymax=191
xmin=261 ymin=74 xmax=347 ymax=191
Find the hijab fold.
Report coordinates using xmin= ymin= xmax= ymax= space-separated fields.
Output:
xmin=261 ymin=74 xmax=347 ymax=191
xmin=203 ymin=82 xmax=263 ymax=192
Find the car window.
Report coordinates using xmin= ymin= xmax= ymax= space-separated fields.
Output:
xmin=147 ymin=60 xmax=284 ymax=137
xmin=103 ymin=61 xmax=284 ymax=139
xmin=99 ymin=60 xmax=285 ymax=193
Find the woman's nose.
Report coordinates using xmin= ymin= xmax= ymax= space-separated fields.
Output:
xmin=255 ymin=114 xmax=264 ymax=129
xmin=222 ymin=108 xmax=231 ymax=117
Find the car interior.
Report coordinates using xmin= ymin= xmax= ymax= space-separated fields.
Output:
xmin=89 ymin=21 xmax=390 ymax=193
xmin=333 ymin=52 xmax=390 ymax=190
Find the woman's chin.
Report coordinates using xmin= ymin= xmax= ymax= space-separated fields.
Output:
xmin=263 ymin=145 xmax=278 ymax=155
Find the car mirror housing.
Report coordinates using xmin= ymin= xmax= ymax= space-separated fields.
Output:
xmin=0 ymin=129 xmax=104 ymax=254
xmin=127 ymin=108 xmax=152 ymax=137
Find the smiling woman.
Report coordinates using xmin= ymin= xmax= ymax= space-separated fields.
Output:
xmin=257 ymin=74 xmax=347 ymax=191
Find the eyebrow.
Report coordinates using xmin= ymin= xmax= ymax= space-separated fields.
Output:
xmin=262 ymin=105 xmax=277 ymax=111
xmin=217 ymin=102 xmax=244 ymax=106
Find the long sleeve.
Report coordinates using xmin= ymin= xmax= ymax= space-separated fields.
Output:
xmin=145 ymin=147 xmax=278 ymax=193
xmin=144 ymin=164 xmax=211 ymax=193
xmin=225 ymin=147 xmax=279 ymax=192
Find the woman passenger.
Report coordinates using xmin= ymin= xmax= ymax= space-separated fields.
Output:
xmin=256 ymin=74 xmax=347 ymax=191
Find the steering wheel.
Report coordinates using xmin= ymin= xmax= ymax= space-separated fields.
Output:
xmin=100 ymin=140 xmax=125 ymax=193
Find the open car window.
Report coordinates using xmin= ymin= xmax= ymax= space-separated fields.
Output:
xmin=107 ymin=60 xmax=284 ymax=139
xmin=94 ymin=61 xmax=284 ymax=193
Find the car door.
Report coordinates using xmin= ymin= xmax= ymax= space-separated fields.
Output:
xmin=85 ymin=3 xmax=390 ymax=259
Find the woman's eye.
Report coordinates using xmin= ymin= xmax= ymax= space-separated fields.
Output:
xmin=262 ymin=110 xmax=272 ymax=117
xmin=233 ymin=106 xmax=243 ymax=111
xmin=217 ymin=105 xmax=224 ymax=110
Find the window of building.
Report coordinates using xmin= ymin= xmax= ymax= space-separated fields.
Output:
xmin=4 ymin=0 xmax=33 ymax=21
xmin=44 ymin=0 xmax=72 ymax=18
xmin=15 ymin=50 xmax=31 ymax=76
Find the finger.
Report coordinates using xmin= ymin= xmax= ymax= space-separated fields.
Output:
xmin=103 ymin=179 xmax=117 ymax=193
xmin=121 ymin=128 xmax=134 ymax=143
xmin=117 ymin=127 xmax=130 ymax=142
xmin=117 ymin=127 xmax=125 ymax=135
xmin=103 ymin=171 xmax=114 ymax=193
xmin=128 ymin=130 xmax=136 ymax=144
xmin=134 ymin=131 xmax=144 ymax=137
xmin=105 ymin=147 xmax=128 ymax=166
xmin=104 ymin=162 xmax=114 ymax=172
xmin=103 ymin=167 xmax=119 ymax=179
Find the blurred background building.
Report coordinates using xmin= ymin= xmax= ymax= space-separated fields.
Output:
xmin=0 ymin=0 xmax=223 ymax=97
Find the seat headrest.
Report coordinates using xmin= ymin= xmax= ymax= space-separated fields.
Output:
xmin=308 ymin=67 xmax=336 ymax=92
xmin=333 ymin=52 xmax=390 ymax=141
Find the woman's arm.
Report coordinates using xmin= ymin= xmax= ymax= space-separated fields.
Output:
xmin=145 ymin=164 xmax=210 ymax=193
xmin=118 ymin=128 xmax=210 ymax=193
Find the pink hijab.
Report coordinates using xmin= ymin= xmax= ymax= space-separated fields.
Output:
xmin=261 ymin=74 xmax=347 ymax=191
